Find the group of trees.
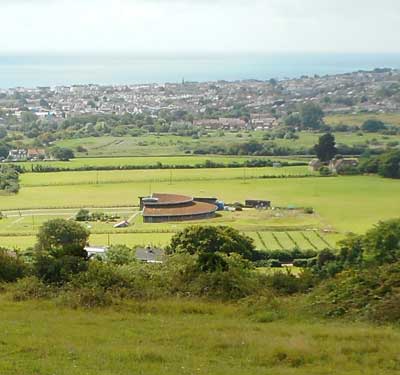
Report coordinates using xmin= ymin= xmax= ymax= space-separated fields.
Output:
xmin=284 ymin=103 xmax=326 ymax=130
xmin=360 ymin=150 xmax=400 ymax=178
xmin=0 ymin=166 xmax=20 ymax=193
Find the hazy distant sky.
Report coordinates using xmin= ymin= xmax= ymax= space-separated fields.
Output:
xmin=1 ymin=0 xmax=400 ymax=54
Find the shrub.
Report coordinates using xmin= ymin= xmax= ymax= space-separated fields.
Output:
xmin=293 ymin=259 xmax=309 ymax=267
xmin=319 ymin=166 xmax=332 ymax=176
xmin=105 ymin=245 xmax=137 ymax=265
xmin=310 ymin=261 xmax=400 ymax=322
xmin=363 ymin=218 xmax=400 ymax=263
xmin=34 ymin=255 xmax=88 ymax=284
xmin=189 ymin=254 xmax=260 ymax=300
xmin=266 ymin=271 xmax=300 ymax=294
xmin=0 ymin=249 xmax=27 ymax=282
xmin=268 ymin=259 xmax=282 ymax=268
xmin=58 ymin=287 xmax=113 ymax=309
xmin=10 ymin=276 xmax=55 ymax=301
xmin=75 ymin=209 xmax=90 ymax=222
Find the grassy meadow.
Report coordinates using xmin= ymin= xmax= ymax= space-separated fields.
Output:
xmin=43 ymin=129 xmax=400 ymax=158
xmin=0 ymin=297 xmax=400 ymax=375
xmin=16 ymin=154 xmax=303 ymax=171
xmin=20 ymin=166 xmax=314 ymax=187
xmin=326 ymin=112 xmax=400 ymax=127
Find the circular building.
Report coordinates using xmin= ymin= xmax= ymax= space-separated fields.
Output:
xmin=140 ymin=193 xmax=217 ymax=223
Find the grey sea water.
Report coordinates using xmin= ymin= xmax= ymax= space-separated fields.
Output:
xmin=1 ymin=53 xmax=400 ymax=88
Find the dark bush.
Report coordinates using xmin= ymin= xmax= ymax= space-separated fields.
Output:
xmin=0 ymin=249 xmax=27 ymax=282
xmin=269 ymin=259 xmax=282 ymax=268
xmin=34 ymin=255 xmax=88 ymax=284
xmin=293 ymin=259 xmax=309 ymax=267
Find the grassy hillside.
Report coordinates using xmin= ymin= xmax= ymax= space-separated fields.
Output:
xmin=0 ymin=297 xmax=399 ymax=375
xmin=326 ymin=113 xmax=400 ymax=127
xmin=47 ymin=131 xmax=400 ymax=158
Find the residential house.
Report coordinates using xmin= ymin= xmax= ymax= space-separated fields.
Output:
xmin=27 ymin=148 xmax=46 ymax=160
xmin=250 ymin=114 xmax=278 ymax=130
xmin=218 ymin=118 xmax=247 ymax=130
xmin=193 ymin=119 xmax=220 ymax=129
xmin=8 ymin=149 xmax=28 ymax=161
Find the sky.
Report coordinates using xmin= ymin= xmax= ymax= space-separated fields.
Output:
xmin=1 ymin=0 xmax=400 ymax=55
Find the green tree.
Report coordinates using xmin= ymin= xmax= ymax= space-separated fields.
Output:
xmin=51 ymin=147 xmax=75 ymax=161
xmin=36 ymin=219 xmax=89 ymax=257
xmin=0 ymin=143 xmax=10 ymax=158
xmin=314 ymin=133 xmax=337 ymax=162
xmin=361 ymin=119 xmax=386 ymax=133
xmin=105 ymin=245 xmax=137 ymax=265
xmin=284 ymin=113 xmax=302 ymax=127
xmin=378 ymin=150 xmax=400 ymax=179
xmin=0 ymin=166 xmax=20 ymax=193
xmin=167 ymin=226 xmax=255 ymax=271
xmin=364 ymin=219 xmax=400 ymax=264
xmin=299 ymin=103 xmax=324 ymax=129
xmin=0 ymin=127 xmax=7 ymax=139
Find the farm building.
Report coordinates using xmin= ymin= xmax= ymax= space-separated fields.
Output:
xmin=308 ymin=159 xmax=324 ymax=172
xmin=140 ymin=193 xmax=217 ymax=223
xmin=329 ymin=157 xmax=359 ymax=173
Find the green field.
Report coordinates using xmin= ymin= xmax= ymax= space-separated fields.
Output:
xmin=0 ymin=297 xmax=399 ymax=375
xmin=44 ymin=130 xmax=400 ymax=158
xmin=16 ymin=155 xmax=304 ymax=171
xmin=20 ymin=166 xmax=314 ymax=187
xmin=326 ymin=112 xmax=400 ymax=127
xmin=1 ymin=165 xmax=399 ymax=250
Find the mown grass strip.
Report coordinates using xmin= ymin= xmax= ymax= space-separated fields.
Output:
xmin=301 ymin=231 xmax=318 ymax=251
xmin=286 ymin=232 xmax=300 ymax=248
xmin=271 ymin=232 xmax=284 ymax=250
xmin=256 ymin=232 xmax=268 ymax=251
xmin=315 ymin=232 xmax=333 ymax=249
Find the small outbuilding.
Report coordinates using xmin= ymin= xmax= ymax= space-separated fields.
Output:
xmin=245 ymin=199 xmax=271 ymax=209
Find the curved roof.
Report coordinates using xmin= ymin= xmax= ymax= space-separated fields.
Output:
xmin=145 ymin=193 xmax=194 ymax=206
xmin=143 ymin=201 xmax=217 ymax=218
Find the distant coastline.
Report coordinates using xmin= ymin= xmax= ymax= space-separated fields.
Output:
xmin=1 ymin=53 xmax=400 ymax=89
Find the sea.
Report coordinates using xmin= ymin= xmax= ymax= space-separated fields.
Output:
xmin=1 ymin=53 xmax=400 ymax=89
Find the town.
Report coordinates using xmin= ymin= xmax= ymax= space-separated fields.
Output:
xmin=1 ymin=68 xmax=400 ymax=131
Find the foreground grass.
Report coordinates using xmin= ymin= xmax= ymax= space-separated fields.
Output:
xmin=0 ymin=297 xmax=399 ymax=375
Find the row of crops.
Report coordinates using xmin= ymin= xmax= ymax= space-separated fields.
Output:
xmin=249 ymin=231 xmax=333 ymax=251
